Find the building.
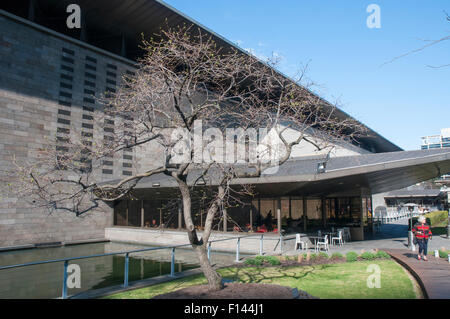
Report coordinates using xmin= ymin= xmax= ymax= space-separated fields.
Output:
xmin=372 ymin=128 xmax=450 ymax=215
xmin=421 ymin=128 xmax=450 ymax=150
xmin=1 ymin=1 xmax=450 ymax=248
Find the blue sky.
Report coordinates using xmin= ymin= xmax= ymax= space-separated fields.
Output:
xmin=164 ymin=0 xmax=450 ymax=151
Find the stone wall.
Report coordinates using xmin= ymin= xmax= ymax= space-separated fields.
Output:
xmin=0 ymin=12 xmax=144 ymax=247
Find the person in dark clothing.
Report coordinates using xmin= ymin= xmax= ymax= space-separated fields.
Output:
xmin=412 ymin=215 xmax=432 ymax=261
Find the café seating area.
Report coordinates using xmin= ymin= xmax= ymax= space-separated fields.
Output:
xmin=294 ymin=227 xmax=352 ymax=253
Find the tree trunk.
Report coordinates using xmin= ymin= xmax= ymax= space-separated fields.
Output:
xmin=173 ymin=174 xmax=223 ymax=291
xmin=194 ymin=244 xmax=223 ymax=291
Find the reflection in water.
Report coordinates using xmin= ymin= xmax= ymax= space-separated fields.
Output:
xmin=0 ymin=242 xmax=210 ymax=299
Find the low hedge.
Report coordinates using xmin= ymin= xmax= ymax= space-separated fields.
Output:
xmin=346 ymin=252 xmax=358 ymax=262
xmin=439 ymin=250 xmax=449 ymax=259
xmin=244 ymin=255 xmax=280 ymax=266
xmin=245 ymin=250 xmax=391 ymax=266
xmin=360 ymin=252 xmax=376 ymax=260
xmin=425 ymin=211 xmax=448 ymax=226
xmin=409 ymin=211 xmax=448 ymax=229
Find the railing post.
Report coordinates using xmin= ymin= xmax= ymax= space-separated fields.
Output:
xmin=170 ymin=248 xmax=175 ymax=277
xmin=207 ymin=242 xmax=211 ymax=262
xmin=123 ymin=253 xmax=129 ymax=288
xmin=260 ymin=234 xmax=264 ymax=255
xmin=235 ymin=237 xmax=240 ymax=262
xmin=62 ymin=260 xmax=68 ymax=299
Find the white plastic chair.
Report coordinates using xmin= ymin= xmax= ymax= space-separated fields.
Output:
xmin=337 ymin=228 xmax=345 ymax=243
xmin=315 ymin=235 xmax=329 ymax=252
xmin=331 ymin=230 xmax=343 ymax=246
xmin=294 ymin=234 xmax=308 ymax=251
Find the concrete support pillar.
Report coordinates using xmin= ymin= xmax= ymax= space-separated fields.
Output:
xmin=303 ymin=197 xmax=307 ymax=231
xmin=360 ymin=196 xmax=364 ymax=240
xmin=223 ymin=208 xmax=227 ymax=232
xmin=178 ymin=201 xmax=182 ymax=230
xmin=258 ymin=197 xmax=261 ymax=226
xmin=140 ymin=200 xmax=144 ymax=228
xmin=277 ymin=198 xmax=281 ymax=233
xmin=289 ymin=197 xmax=292 ymax=219
xmin=322 ymin=197 xmax=327 ymax=228
xmin=249 ymin=207 xmax=253 ymax=231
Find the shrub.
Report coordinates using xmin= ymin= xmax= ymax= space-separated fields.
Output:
xmin=309 ymin=253 xmax=318 ymax=260
xmin=331 ymin=252 xmax=344 ymax=259
xmin=439 ymin=250 xmax=449 ymax=259
xmin=246 ymin=255 xmax=281 ymax=266
xmin=265 ymin=256 xmax=281 ymax=265
xmin=244 ymin=258 xmax=262 ymax=266
xmin=244 ymin=258 xmax=255 ymax=265
xmin=375 ymin=250 xmax=391 ymax=259
xmin=319 ymin=252 xmax=329 ymax=259
xmin=346 ymin=251 xmax=358 ymax=262
xmin=360 ymin=252 xmax=376 ymax=260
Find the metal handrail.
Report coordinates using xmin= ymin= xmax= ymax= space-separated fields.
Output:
xmin=0 ymin=232 xmax=284 ymax=299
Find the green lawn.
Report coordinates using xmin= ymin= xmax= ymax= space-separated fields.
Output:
xmin=103 ymin=259 xmax=420 ymax=299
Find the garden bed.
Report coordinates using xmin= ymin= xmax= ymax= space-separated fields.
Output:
xmin=152 ymin=282 xmax=317 ymax=299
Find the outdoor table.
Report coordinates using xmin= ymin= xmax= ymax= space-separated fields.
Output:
xmin=306 ymin=235 xmax=323 ymax=246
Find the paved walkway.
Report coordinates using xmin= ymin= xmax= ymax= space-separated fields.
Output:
xmin=283 ymin=219 xmax=450 ymax=255
xmin=385 ymin=248 xmax=450 ymax=299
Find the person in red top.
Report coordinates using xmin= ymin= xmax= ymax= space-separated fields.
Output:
xmin=412 ymin=215 xmax=432 ymax=261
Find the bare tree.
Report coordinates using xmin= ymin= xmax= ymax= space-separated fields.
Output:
xmin=382 ymin=11 xmax=449 ymax=68
xmin=12 ymin=24 xmax=365 ymax=290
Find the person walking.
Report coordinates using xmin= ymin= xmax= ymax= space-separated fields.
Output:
xmin=412 ymin=215 xmax=432 ymax=261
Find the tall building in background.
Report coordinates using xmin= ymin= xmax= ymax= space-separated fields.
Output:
xmin=421 ymin=128 xmax=450 ymax=150
xmin=422 ymin=128 xmax=450 ymax=183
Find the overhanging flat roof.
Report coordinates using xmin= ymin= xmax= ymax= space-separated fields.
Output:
xmin=126 ymin=148 xmax=450 ymax=198
xmin=1 ymin=0 xmax=402 ymax=153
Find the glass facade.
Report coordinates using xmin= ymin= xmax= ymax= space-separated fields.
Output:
xmin=113 ymin=195 xmax=374 ymax=234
